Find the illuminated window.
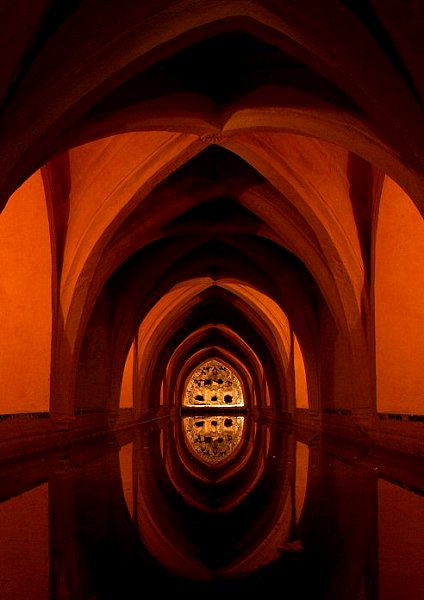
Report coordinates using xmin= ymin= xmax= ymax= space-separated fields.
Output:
xmin=183 ymin=359 xmax=244 ymax=408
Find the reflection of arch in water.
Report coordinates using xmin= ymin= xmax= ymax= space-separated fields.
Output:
xmin=47 ymin=429 xmax=376 ymax=598
xmin=156 ymin=414 xmax=258 ymax=516
xmin=182 ymin=415 xmax=245 ymax=465
xmin=167 ymin=412 xmax=259 ymax=514
xmin=183 ymin=359 xmax=245 ymax=408
xmin=132 ymin=419 xmax=308 ymax=580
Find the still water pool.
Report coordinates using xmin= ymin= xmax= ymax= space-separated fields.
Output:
xmin=0 ymin=415 xmax=423 ymax=599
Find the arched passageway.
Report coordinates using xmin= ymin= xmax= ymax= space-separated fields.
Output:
xmin=0 ymin=0 xmax=422 ymax=459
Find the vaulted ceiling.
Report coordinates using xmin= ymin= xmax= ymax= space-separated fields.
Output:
xmin=1 ymin=0 xmax=423 ymax=421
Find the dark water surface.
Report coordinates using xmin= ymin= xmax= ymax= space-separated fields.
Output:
xmin=0 ymin=415 xmax=423 ymax=600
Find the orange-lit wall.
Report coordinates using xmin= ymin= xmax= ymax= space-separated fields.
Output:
xmin=0 ymin=172 xmax=52 ymax=413
xmin=0 ymin=483 xmax=49 ymax=600
xmin=378 ymin=479 xmax=424 ymax=600
xmin=119 ymin=342 xmax=135 ymax=409
xmin=294 ymin=335 xmax=309 ymax=409
xmin=374 ymin=176 xmax=424 ymax=414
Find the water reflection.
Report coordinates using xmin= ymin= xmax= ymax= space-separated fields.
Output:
xmin=0 ymin=416 xmax=423 ymax=599
xmin=182 ymin=415 xmax=245 ymax=464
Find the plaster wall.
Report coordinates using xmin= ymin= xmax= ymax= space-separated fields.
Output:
xmin=0 ymin=172 xmax=52 ymax=413
xmin=375 ymin=176 xmax=424 ymax=414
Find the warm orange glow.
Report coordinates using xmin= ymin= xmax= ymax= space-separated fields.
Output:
xmin=294 ymin=335 xmax=309 ymax=409
xmin=1 ymin=5 xmax=424 ymax=596
xmin=221 ymin=281 xmax=291 ymax=371
xmin=0 ymin=172 xmax=52 ymax=413
xmin=133 ymin=278 xmax=291 ymax=413
xmin=375 ymin=176 xmax=424 ymax=414
xmin=224 ymin=134 xmax=366 ymax=310
xmin=0 ymin=0 xmax=422 ymax=463
xmin=61 ymin=132 xmax=200 ymax=326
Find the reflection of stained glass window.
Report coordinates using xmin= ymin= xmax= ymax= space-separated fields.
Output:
xmin=182 ymin=415 xmax=245 ymax=464
xmin=184 ymin=360 xmax=244 ymax=407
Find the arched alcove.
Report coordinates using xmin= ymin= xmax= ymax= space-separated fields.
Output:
xmin=374 ymin=175 xmax=424 ymax=414
xmin=182 ymin=359 xmax=245 ymax=410
xmin=0 ymin=172 xmax=52 ymax=413
xmin=294 ymin=333 xmax=309 ymax=410
xmin=0 ymin=0 xmax=422 ymax=462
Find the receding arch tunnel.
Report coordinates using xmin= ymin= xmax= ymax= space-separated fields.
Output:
xmin=0 ymin=0 xmax=423 ymax=441
xmin=0 ymin=0 xmax=423 ymax=443
xmin=67 ymin=135 xmax=369 ymax=422
xmin=0 ymin=4 xmax=423 ymax=598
